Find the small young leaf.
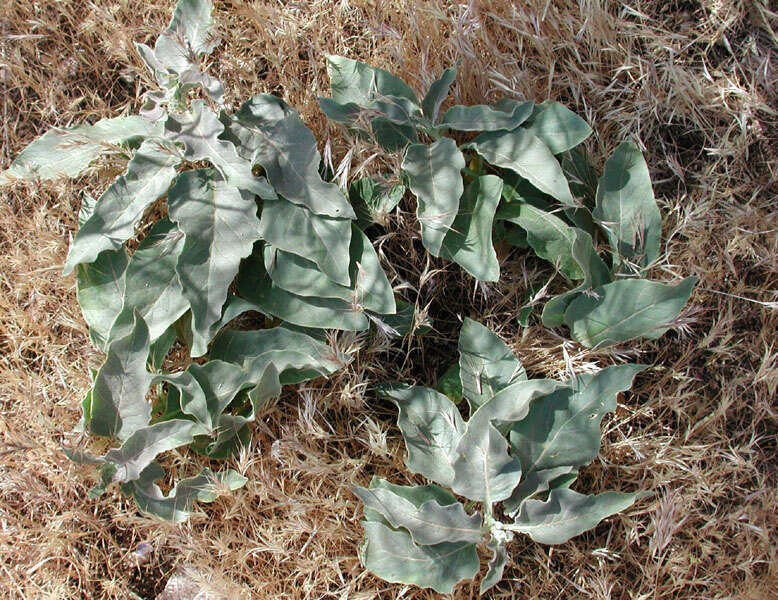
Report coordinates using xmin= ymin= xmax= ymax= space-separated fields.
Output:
xmin=439 ymin=175 xmax=503 ymax=282
xmin=593 ymin=142 xmax=662 ymax=270
xmin=122 ymin=462 xmax=246 ymax=523
xmin=564 ymin=277 xmax=697 ymax=348
xmin=541 ymin=228 xmax=612 ymax=328
xmin=449 ymin=378 xmax=564 ymax=502
xmin=64 ymin=140 xmax=179 ymax=274
xmin=468 ymin=128 xmax=576 ymax=207
xmin=88 ymin=312 xmax=153 ymax=441
xmin=437 ymin=363 xmax=463 ymax=403
xmin=378 ymin=384 xmax=466 ymax=487
xmin=521 ymin=102 xmax=593 ymax=154
xmin=480 ymin=538 xmax=509 ymax=595
xmin=440 ymin=99 xmax=534 ymax=132
xmin=168 ymin=169 xmax=262 ymax=356
xmin=512 ymin=488 xmax=637 ymax=544
xmin=354 ymin=483 xmax=483 ymax=545
xmin=348 ymin=176 xmax=405 ymax=229
xmin=402 ymin=138 xmax=466 ymax=256
xmin=457 ymin=318 xmax=526 ymax=414
xmin=421 ymin=63 xmax=458 ymax=123
xmin=1 ymin=116 xmax=160 ymax=183
xmin=168 ymin=0 xmax=219 ymax=56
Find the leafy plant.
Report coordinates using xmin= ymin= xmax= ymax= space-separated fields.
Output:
xmin=356 ymin=319 xmax=645 ymax=594
xmin=3 ymin=0 xmax=403 ymax=520
xmin=320 ymin=57 xmax=696 ymax=348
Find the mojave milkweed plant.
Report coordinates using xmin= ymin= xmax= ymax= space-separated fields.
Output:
xmin=320 ymin=57 xmax=696 ymax=348
xmin=2 ymin=0 xmax=409 ymax=520
xmin=359 ymin=319 xmax=647 ymax=594
xmin=4 ymin=1 xmax=688 ymax=595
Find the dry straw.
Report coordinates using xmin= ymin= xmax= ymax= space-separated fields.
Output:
xmin=1 ymin=0 xmax=776 ymax=598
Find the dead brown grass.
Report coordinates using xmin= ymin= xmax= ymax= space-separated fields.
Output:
xmin=1 ymin=0 xmax=777 ymax=598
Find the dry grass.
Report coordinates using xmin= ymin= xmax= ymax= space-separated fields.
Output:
xmin=1 ymin=0 xmax=777 ymax=598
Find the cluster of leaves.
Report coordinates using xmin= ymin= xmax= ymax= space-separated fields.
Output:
xmin=2 ymin=0 xmax=405 ymax=520
xmin=320 ymin=58 xmax=696 ymax=348
xmin=358 ymin=319 xmax=646 ymax=594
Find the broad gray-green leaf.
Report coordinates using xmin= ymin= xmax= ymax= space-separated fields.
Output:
xmin=88 ymin=312 xmax=153 ymax=441
xmin=354 ymin=485 xmax=482 ymax=545
xmin=564 ymin=277 xmax=697 ymax=348
xmin=457 ymin=317 xmax=526 ymax=414
xmin=184 ymin=360 xmax=253 ymax=430
xmin=326 ymin=55 xmax=418 ymax=106
xmin=422 ymin=63 xmax=458 ymax=123
xmin=264 ymin=225 xmax=394 ymax=314
xmin=64 ymin=140 xmax=179 ymax=274
xmin=259 ymin=198 xmax=352 ymax=286
xmin=1 ymin=116 xmax=160 ymax=183
xmin=497 ymin=201 xmax=583 ymax=280
xmin=468 ymin=128 xmax=576 ymax=207
xmin=480 ymin=538 xmax=509 ymax=595
xmin=464 ymin=378 xmax=563 ymax=435
xmin=450 ymin=421 xmax=522 ymax=504
xmin=168 ymin=169 xmax=261 ymax=356
xmin=122 ymin=462 xmax=246 ymax=522
xmin=402 ymin=138 xmax=465 ymax=256
xmin=439 ymin=175 xmax=502 ymax=282
xmin=378 ymin=384 xmax=466 ymax=487
xmin=522 ymin=102 xmax=593 ymax=154
xmin=225 ymin=95 xmax=354 ymax=218
xmin=237 ymin=250 xmax=369 ymax=331
xmin=561 ymin=148 xmax=598 ymax=204
xmin=593 ymin=141 xmax=662 ymax=270
xmin=541 ymin=228 xmax=612 ymax=328
xmin=104 ymin=419 xmax=206 ymax=482
xmin=164 ymin=101 xmax=274 ymax=198
xmin=370 ymin=116 xmax=419 ymax=151
xmin=168 ymin=0 xmax=218 ymax=55
xmin=512 ymin=488 xmax=637 ymax=544
xmin=440 ymin=99 xmax=534 ymax=132
xmin=76 ymin=248 xmax=128 ymax=350
xmin=210 ymin=324 xmax=349 ymax=385
xmin=366 ymin=477 xmax=459 ymax=510
xmin=509 ymin=364 xmax=647 ymax=475
xmin=503 ymin=466 xmax=578 ymax=517
xmin=449 ymin=379 xmax=564 ymax=503
xmin=109 ymin=219 xmax=188 ymax=343
xmin=360 ymin=521 xmax=478 ymax=594
xmin=350 ymin=225 xmax=396 ymax=314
